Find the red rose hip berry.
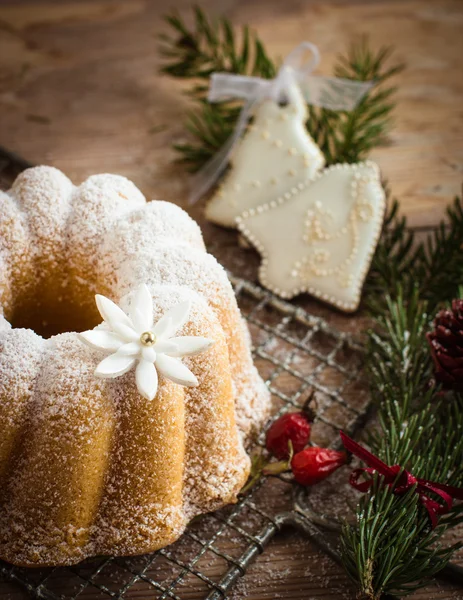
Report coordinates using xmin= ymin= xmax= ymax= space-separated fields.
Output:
xmin=266 ymin=412 xmax=311 ymax=460
xmin=291 ymin=447 xmax=347 ymax=486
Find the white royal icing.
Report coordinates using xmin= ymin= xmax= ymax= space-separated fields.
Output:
xmin=205 ymin=83 xmax=325 ymax=228
xmin=79 ymin=284 xmax=214 ymax=400
xmin=236 ymin=161 xmax=386 ymax=312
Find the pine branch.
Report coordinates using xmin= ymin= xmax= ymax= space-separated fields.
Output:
xmin=420 ymin=196 xmax=463 ymax=311
xmin=365 ymin=194 xmax=463 ymax=315
xmin=342 ymin=301 xmax=463 ymax=598
xmin=172 ymin=102 xmax=241 ymax=171
xmin=307 ymin=38 xmax=404 ymax=165
xmin=363 ymin=194 xmax=422 ymax=313
xmin=342 ymin=200 xmax=463 ymax=598
xmin=160 ymin=7 xmax=275 ymax=83
xmin=160 ymin=10 xmax=403 ymax=171
xmin=366 ymin=288 xmax=431 ymax=430
xmin=341 ymin=477 xmax=460 ymax=599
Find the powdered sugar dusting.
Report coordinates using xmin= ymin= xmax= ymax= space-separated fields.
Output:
xmin=0 ymin=191 xmax=34 ymax=319
xmin=0 ymin=167 xmax=270 ymax=567
xmin=109 ymin=200 xmax=206 ymax=258
xmin=0 ymin=328 xmax=45 ymax=451
xmin=65 ymin=173 xmax=147 ymax=315
xmin=0 ymin=316 xmax=11 ymax=333
xmin=12 ymin=166 xmax=73 ymax=275
xmin=110 ymin=246 xmax=270 ymax=438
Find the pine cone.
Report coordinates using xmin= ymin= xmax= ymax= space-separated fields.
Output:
xmin=427 ymin=299 xmax=463 ymax=392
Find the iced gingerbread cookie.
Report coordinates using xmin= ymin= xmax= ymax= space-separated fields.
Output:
xmin=236 ymin=161 xmax=386 ymax=312
xmin=205 ymin=83 xmax=325 ymax=228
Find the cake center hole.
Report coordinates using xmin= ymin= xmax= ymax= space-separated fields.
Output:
xmin=10 ymin=291 xmax=101 ymax=339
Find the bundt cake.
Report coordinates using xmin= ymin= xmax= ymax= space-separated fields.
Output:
xmin=0 ymin=166 xmax=270 ymax=567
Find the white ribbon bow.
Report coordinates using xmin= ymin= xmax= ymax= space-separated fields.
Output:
xmin=189 ymin=42 xmax=373 ymax=204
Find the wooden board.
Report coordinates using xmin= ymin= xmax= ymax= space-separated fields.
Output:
xmin=0 ymin=1 xmax=462 ymax=599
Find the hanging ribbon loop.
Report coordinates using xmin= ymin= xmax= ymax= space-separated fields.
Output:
xmin=190 ymin=42 xmax=373 ymax=204
xmin=208 ymin=42 xmax=322 ymax=105
xmin=340 ymin=431 xmax=463 ymax=529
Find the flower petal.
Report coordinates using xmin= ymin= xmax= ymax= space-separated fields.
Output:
xmin=154 ymin=340 xmax=178 ymax=354
xmin=156 ymin=354 xmax=198 ymax=387
xmin=168 ymin=336 xmax=214 ymax=357
xmin=130 ymin=284 xmax=153 ymax=332
xmin=153 ymin=301 xmax=191 ymax=338
xmin=94 ymin=353 xmax=136 ymax=378
xmin=131 ymin=308 xmax=148 ymax=333
xmin=136 ymin=359 xmax=158 ymax=400
xmin=111 ymin=321 xmax=140 ymax=342
xmin=152 ymin=316 xmax=172 ymax=338
xmin=142 ymin=346 xmax=156 ymax=362
xmin=79 ymin=330 xmax=124 ymax=352
xmin=118 ymin=342 xmax=140 ymax=356
xmin=96 ymin=294 xmax=134 ymax=330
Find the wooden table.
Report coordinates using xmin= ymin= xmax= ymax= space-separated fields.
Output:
xmin=0 ymin=1 xmax=462 ymax=598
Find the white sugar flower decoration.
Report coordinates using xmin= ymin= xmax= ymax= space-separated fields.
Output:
xmin=79 ymin=284 xmax=214 ymax=400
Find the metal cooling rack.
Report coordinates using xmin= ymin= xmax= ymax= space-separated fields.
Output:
xmin=0 ymin=150 xmax=370 ymax=599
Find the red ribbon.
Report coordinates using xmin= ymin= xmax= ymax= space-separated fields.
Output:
xmin=340 ymin=431 xmax=463 ymax=529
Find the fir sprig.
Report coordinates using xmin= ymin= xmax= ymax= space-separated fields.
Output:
xmin=342 ymin=477 xmax=460 ymax=599
xmin=307 ymin=39 xmax=404 ymax=165
xmin=365 ymin=195 xmax=463 ymax=316
xmin=420 ymin=196 xmax=463 ymax=310
xmin=341 ymin=202 xmax=463 ymax=598
xmin=160 ymin=8 xmax=403 ymax=171
xmin=160 ymin=7 xmax=275 ymax=84
xmin=363 ymin=197 xmax=420 ymax=311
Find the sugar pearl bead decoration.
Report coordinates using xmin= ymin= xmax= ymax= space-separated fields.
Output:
xmin=140 ymin=331 xmax=156 ymax=346
xmin=293 ymin=176 xmax=375 ymax=283
xmin=236 ymin=161 xmax=385 ymax=312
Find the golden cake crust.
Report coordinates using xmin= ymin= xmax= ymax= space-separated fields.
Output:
xmin=0 ymin=167 xmax=270 ymax=567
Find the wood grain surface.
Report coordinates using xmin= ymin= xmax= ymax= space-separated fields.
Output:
xmin=0 ymin=0 xmax=462 ymax=599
